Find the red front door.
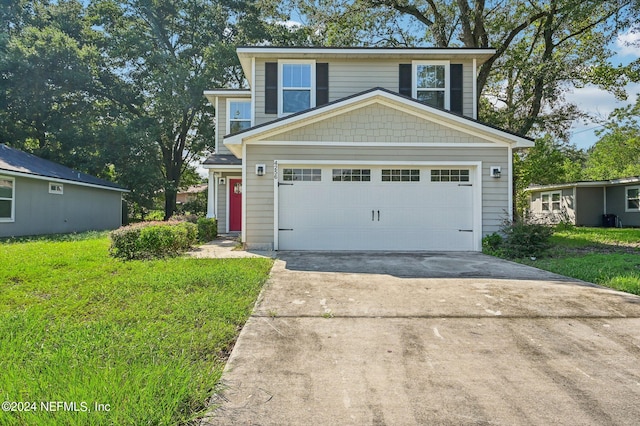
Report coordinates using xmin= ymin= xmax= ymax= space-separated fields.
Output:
xmin=229 ymin=179 xmax=242 ymax=231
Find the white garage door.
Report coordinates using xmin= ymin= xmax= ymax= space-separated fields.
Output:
xmin=277 ymin=165 xmax=477 ymax=251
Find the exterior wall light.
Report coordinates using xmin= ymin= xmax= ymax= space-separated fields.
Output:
xmin=490 ymin=166 xmax=501 ymax=178
xmin=256 ymin=164 xmax=266 ymax=176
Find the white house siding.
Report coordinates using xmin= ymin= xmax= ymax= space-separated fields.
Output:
xmin=253 ymin=58 xmax=475 ymax=126
xmin=0 ymin=176 xmax=122 ymax=238
xmin=244 ymin=144 xmax=508 ymax=248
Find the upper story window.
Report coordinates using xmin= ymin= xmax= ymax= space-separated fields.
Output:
xmin=279 ymin=60 xmax=316 ymax=115
xmin=413 ymin=61 xmax=450 ymax=110
xmin=0 ymin=176 xmax=15 ymax=222
xmin=227 ymin=100 xmax=251 ymax=134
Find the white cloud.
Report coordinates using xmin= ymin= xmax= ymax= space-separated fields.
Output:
xmin=615 ymin=29 xmax=640 ymax=57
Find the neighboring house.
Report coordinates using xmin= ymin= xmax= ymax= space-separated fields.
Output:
xmin=0 ymin=144 xmax=128 ymax=238
xmin=177 ymin=184 xmax=207 ymax=204
xmin=526 ymin=176 xmax=640 ymax=227
xmin=202 ymin=46 xmax=534 ymax=251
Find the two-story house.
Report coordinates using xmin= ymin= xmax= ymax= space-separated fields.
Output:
xmin=202 ymin=46 xmax=533 ymax=251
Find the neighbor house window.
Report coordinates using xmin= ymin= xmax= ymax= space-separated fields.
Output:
xmin=49 ymin=182 xmax=63 ymax=194
xmin=626 ymin=186 xmax=640 ymax=211
xmin=0 ymin=177 xmax=15 ymax=222
xmin=227 ymin=100 xmax=251 ymax=134
xmin=541 ymin=191 xmax=561 ymax=212
xmin=413 ymin=61 xmax=450 ymax=109
xmin=279 ymin=61 xmax=315 ymax=115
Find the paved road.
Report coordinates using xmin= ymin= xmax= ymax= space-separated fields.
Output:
xmin=202 ymin=252 xmax=640 ymax=426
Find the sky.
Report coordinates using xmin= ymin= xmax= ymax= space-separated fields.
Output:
xmin=565 ymin=30 xmax=640 ymax=151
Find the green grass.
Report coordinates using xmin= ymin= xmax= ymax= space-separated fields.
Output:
xmin=0 ymin=233 xmax=273 ymax=425
xmin=519 ymin=227 xmax=640 ymax=295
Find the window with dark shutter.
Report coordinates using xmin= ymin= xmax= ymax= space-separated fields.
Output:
xmin=450 ymin=64 xmax=463 ymax=114
xmin=265 ymin=62 xmax=278 ymax=114
xmin=316 ymin=63 xmax=329 ymax=106
xmin=399 ymin=64 xmax=412 ymax=97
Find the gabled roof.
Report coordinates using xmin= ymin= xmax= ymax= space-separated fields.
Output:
xmin=0 ymin=144 xmax=128 ymax=192
xmin=222 ymin=88 xmax=534 ymax=157
xmin=526 ymin=176 xmax=640 ymax=192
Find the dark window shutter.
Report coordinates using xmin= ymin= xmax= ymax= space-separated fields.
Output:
xmin=265 ymin=62 xmax=278 ymax=114
xmin=316 ymin=63 xmax=329 ymax=106
xmin=399 ymin=64 xmax=412 ymax=97
xmin=450 ymin=64 xmax=463 ymax=114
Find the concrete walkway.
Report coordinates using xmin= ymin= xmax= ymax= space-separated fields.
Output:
xmin=186 ymin=236 xmax=275 ymax=259
xmin=201 ymin=252 xmax=640 ymax=425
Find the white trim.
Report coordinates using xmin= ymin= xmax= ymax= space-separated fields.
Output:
xmin=273 ymin=160 xmax=279 ymax=250
xmin=246 ymin=140 xmax=512 ymax=148
xmin=207 ymin=170 xmax=216 ymax=219
xmin=48 ymin=182 xmax=64 ymax=195
xmin=412 ymin=60 xmax=450 ymax=110
xmin=625 ymin=185 xmax=640 ymax=213
xmin=472 ymin=58 xmax=478 ymax=120
xmin=241 ymin=142 xmax=247 ymax=243
xmin=226 ymin=98 xmax=252 ymax=135
xmin=272 ymin=160 xmax=483 ymax=251
xmin=0 ymin=175 xmax=15 ymax=222
xmin=0 ymin=169 xmax=127 ymax=192
xmin=251 ymin=57 xmax=256 ymax=126
xmin=204 ymin=90 xmax=251 ymax=96
xmin=508 ymin=145 xmax=513 ymax=222
xmin=214 ymin=96 xmax=219 ymax=153
xmin=238 ymin=47 xmax=496 ymax=55
xmin=202 ymin=164 xmax=242 ymax=170
xmin=277 ymin=59 xmax=316 ymax=117
xmin=226 ymin=174 xmax=242 ymax=234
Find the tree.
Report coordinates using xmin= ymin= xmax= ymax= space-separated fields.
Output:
xmin=583 ymin=101 xmax=640 ymax=180
xmin=91 ymin=0 xmax=304 ymax=219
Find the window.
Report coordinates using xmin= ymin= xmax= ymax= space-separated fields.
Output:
xmin=626 ymin=186 xmax=640 ymax=211
xmin=382 ymin=169 xmax=420 ymax=182
xmin=279 ymin=61 xmax=315 ymax=115
xmin=541 ymin=191 xmax=561 ymax=212
xmin=430 ymin=169 xmax=469 ymax=182
xmin=0 ymin=177 xmax=14 ymax=222
xmin=332 ymin=169 xmax=371 ymax=182
xmin=283 ymin=168 xmax=321 ymax=182
xmin=228 ymin=100 xmax=251 ymax=134
xmin=413 ymin=61 xmax=449 ymax=109
xmin=49 ymin=182 xmax=63 ymax=194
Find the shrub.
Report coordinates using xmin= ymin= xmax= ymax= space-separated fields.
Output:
xmin=109 ymin=221 xmax=197 ymax=260
xmin=197 ymin=217 xmax=217 ymax=242
xmin=482 ymin=232 xmax=504 ymax=256
xmin=500 ymin=218 xmax=553 ymax=259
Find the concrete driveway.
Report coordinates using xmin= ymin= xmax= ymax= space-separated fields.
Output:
xmin=202 ymin=252 xmax=640 ymax=425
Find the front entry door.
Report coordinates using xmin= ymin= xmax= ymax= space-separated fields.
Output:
xmin=229 ymin=179 xmax=242 ymax=232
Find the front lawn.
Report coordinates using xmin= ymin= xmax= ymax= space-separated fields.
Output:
xmin=0 ymin=232 xmax=273 ymax=425
xmin=519 ymin=227 xmax=640 ymax=295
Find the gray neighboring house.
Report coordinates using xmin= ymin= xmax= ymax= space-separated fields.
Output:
xmin=526 ymin=176 xmax=640 ymax=227
xmin=0 ymin=144 xmax=128 ymax=238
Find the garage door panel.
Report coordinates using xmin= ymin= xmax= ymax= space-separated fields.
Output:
xmin=277 ymin=166 xmax=476 ymax=251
